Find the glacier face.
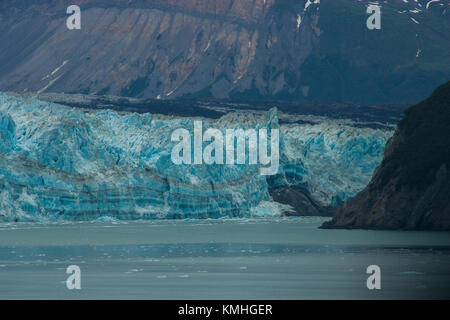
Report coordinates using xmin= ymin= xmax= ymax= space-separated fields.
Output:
xmin=0 ymin=93 xmax=393 ymax=221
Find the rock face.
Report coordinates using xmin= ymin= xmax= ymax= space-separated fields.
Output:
xmin=322 ymin=81 xmax=450 ymax=230
xmin=269 ymin=185 xmax=335 ymax=216
xmin=0 ymin=0 xmax=449 ymax=104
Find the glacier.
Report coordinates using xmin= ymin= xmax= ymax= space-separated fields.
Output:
xmin=0 ymin=93 xmax=393 ymax=222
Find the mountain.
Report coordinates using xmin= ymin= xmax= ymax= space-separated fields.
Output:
xmin=0 ymin=0 xmax=449 ymax=104
xmin=322 ymin=81 xmax=450 ymax=230
xmin=0 ymin=92 xmax=392 ymax=221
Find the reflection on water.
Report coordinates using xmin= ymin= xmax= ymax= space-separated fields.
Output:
xmin=1 ymin=243 xmax=450 ymax=260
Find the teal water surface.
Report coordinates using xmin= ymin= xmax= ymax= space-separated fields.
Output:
xmin=0 ymin=217 xmax=449 ymax=299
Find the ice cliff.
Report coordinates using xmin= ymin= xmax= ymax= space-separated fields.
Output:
xmin=0 ymin=93 xmax=392 ymax=221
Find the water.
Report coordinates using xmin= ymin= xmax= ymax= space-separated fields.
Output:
xmin=0 ymin=217 xmax=449 ymax=299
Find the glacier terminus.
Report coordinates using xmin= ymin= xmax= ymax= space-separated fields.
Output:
xmin=0 ymin=93 xmax=393 ymax=222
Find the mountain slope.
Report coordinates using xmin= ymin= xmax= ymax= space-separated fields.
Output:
xmin=322 ymin=80 xmax=450 ymax=230
xmin=0 ymin=0 xmax=449 ymax=104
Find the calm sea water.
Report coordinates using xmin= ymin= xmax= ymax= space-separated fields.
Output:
xmin=0 ymin=217 xmax=449 ymax=299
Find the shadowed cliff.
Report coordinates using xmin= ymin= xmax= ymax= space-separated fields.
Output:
xmin=322 ymin=80 xmax=450 ymax=230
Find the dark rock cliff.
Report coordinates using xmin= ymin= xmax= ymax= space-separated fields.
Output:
xmin=322 ymin=81 xmax=450 ymax=230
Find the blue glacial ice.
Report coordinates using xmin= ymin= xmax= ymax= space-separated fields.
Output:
xmin=0 ymin=93 xmax=393 ymax=221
